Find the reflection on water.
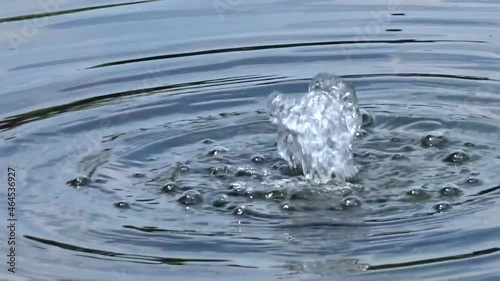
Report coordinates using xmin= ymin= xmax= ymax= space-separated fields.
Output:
xmin=0 ymin=0 xmax=499 ymax=280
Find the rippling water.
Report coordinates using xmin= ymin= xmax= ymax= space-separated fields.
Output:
xmin=1 ymin=1 xmax=499 ymax=280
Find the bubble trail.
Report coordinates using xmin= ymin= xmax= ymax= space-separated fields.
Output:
xmin=267 ymin=73 xmax=361 ymax=183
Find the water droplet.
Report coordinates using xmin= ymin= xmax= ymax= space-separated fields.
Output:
xmin=133 ymin=172 xmax=146 ymax=178
xmin=406 ymin=188 xmax=431 ymax=200
xmin=444 ymin=150 xmax=469 ymax=163
xmin=213 ymin=194 xmax=230 ymax=207
xmin=339 ymin=187 xmax=353 ymax=197
xmin=114 ymin=201 xmax=130 ymax=209
xmin=66 ymin=175 xmax=91 ymax=187
xmin=208 ymin=146 xmax=228 ymax=156
xmin=439 ymin=183 xmax=463 ymax=197
xmin=202 ymin=139 xmax=215 ymax=144
xmin=421 ymin=131 xmax=448 ymax=147
xmin=340 ymin=196 xmax=362 ymax=210
xmin=433 ymin=202 xmax=452 ymax=212
xmin=360 ymin=109 xmax=374 ymax=127
xmin=464 ymin=142 xmax=475 ymax=147
xmin=251 ymin=155 xmax=266 ymax=163
xmin=161 ymin=182 xmax=178 ymax=193
xmin=178 ymin=190 xmax=203 ymax=205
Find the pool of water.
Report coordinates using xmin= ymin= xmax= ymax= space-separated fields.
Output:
xmin=1 ymin=1 xmax=499 ymax=280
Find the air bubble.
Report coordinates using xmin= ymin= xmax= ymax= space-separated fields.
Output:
xmin=466 ymin=177 xmax=481 ymax=184
xmin=356 ymin=129 xmax=368 ymax=138
xmin=434 ymin=202 xmax=452 ymax=212
xmin=208 ymin=167 xmax=218 ymax=175
xmin=178 ymin=190 xmax=203 ymax=205
xmin=347 ymin=183 xmax=365 ymax=192
xmin=265 ymin=190 xmax=287 ymax=200
xmin=228 ymin=182 xmax=248 ymax=196
xmin=339 ymin=187 xmax=353 ymax=197
xmin=444 ymin=150 xmax=469 ymax=163
xmin=177 ymin=164 xmax=190 ymax=172
xmin=403 ymin=145 xmax=415 ymax=152
xmin=421 ymin=131 xmax=448 ymax=147
xmin=208 ymin=166 xmax=231 ymax=176
xmin=161 ymin=182 xmax=178 ymax=193
xmin=66 ymin=175 xmax=91 ymax=187
xmin=340 ymin=196 xmax=362 ymax=210
xmin=281 ymin=202 xmax=295 ymax=211
xmin=235 ymin=166 xmax=262 ymax=179
xmin=392 ymin=153 xmax=405 ymax=160
xmin=251 ymin=155 xmax=266 ymax=163
xmin=271 ymin=162 xmax=282 ymax=170
xmin=464 ymin=142 xmax=475 ymax=147
xmin=360 ymin=109 xmax=374 ymax=127
xmin=212 ymin=194 xmax=230 ymax=207
xmin=439 ymin=183 xmax=463 ymax=197
xmin=208 ymin=146 xmax=228 ymax=156
xmin=133 ymin=172 xmax=146 ymax=178
xmin=233 ymin=206 xmax=247 ymax=216
xmin=113 ymin=201 xmax=130 ymax=209
xmin=406 ymin=188 xmax=431 ymax=200
xmin=277 ymin=164 xmax=303 ymax=177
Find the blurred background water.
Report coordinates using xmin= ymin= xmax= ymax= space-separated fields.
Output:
xmin=0 ymin=0 xmax=499 ymax=280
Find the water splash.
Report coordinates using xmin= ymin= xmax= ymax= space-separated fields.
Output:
xmin=267 ymin=73 xmax=361 ymax=183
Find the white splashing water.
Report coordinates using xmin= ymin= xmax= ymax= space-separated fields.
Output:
xmin=267 ymin=73 xmax=361 ymax=183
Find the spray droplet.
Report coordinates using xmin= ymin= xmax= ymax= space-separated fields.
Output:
xmin=267 ymin=73 xmax=361 ymax=182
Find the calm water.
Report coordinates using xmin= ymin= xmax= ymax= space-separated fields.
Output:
xmin=1 ymin=1 xmax=499 ymax=280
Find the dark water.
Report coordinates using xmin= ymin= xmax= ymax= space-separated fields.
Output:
xmin=1 ymin=1 xmax=500 ymax=280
